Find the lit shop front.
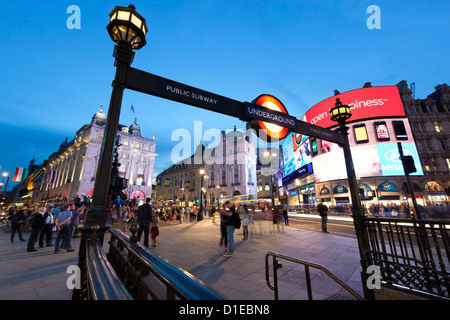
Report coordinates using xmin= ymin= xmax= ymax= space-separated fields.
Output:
xmin=302 ymin=86 xmax=424 ymax=207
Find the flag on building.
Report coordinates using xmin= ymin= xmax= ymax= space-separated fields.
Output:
xmin=186 ymin=180 xmax=190 ymax=190
xmin=173 ymin=179 xmax=177 ymax=187
xmin=47 ymin=170 xmax=58 ymax=184
xmin=179 ymin=179 xmax=184 ymax=189
xmin=165 ymin=178 xmax=170 ymax=187
xmin=156 ymin=178 xmax=162 ymax=187
xmin=30 ymin=168 xmax=45 ymax=183
xmin=13 ymin=167 xmax=26 ymax=182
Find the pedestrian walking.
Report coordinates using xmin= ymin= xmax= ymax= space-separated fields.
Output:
xmin=150 ymin=212 xmax=159 ymax=247
xmin=27 ymin=207 xmax=46 ymax=252
xmin=9 ymin=209 xmax=26 ymax=242
xmin=39 ymin=206 xmax=55 ymax=247
xmin=54 ymin=204 xmax=74 ymax=253
xmin=317 ymin=200 xmax=329 ymax=233
xmin=137 ymin=197 xmax=153 ymax=247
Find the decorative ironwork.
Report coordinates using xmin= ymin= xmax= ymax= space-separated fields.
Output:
xmin=363 ymin=217 xmax=450 ymax=299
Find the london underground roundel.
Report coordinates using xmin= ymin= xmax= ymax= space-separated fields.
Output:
xmin=251 ymin=94 xmax=290 ymax=141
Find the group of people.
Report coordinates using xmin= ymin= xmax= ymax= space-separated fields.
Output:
xmin=7 ymin=201 xmax=86 ymax=253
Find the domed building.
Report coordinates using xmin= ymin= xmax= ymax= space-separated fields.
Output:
xmin=33 ymin=106 xmax=157 ymax=205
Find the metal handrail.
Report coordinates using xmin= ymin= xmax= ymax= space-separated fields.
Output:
xmin=109 ymin=228 xmax=225 ymax=300
xmin=86 ymin=235 xmax=133 ymax=300
xmin=265 ymin=251 xmax=364 ymax=300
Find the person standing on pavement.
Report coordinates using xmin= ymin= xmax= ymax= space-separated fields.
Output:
xmin=27 ymin=207 xmax=46 ymax=252
xmin=137 ymin=197 xmax=153 ymax=247
xmin=150 ymin=212 xmax=159 ymax=247
xmin=317 ymin=200 xmax=329 ymax=233
xmin=224 ymin=204 xmax=240 ymax=257
xmin=39 ymin=206 xmax=55 ymax=247
xmin=240 ymin=204 xmax=251 ymax=240
xmin=282 ymin=206 xmax=289 ymax=225
xmin=219 ymin=202 xmax=229 ymax=253
xmin=9 ymin=209 xmax=26 ymax=242
xmin=54 ymin=204 xmax=74 ymax=253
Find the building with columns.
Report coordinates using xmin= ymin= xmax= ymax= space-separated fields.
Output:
xmin=32 ymin=106 xmax=157 ymax=204
xmin=155 ymin=126 xmax=257 ymax=206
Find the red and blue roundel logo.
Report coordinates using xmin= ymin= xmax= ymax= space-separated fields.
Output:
xmin=252 ymin=94 xmax=290 ymax=140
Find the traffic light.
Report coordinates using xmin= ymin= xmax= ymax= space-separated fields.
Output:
xmin=402 ymin=155 xmax=417 ymax=174
xmin=195 ymin=198 xmax=200 ymax=204
xmin=377 ymin=191 xmax=382 ymax=199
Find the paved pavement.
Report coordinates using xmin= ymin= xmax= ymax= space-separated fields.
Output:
xmin=0 ymin=214 xmax=365 ymax=300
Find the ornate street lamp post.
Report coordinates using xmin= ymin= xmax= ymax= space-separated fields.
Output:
xmin=84 ymin=4 xmax=147 ymax=228
xmin=74 ymin=5 xmax=148 ymax=300
xmin=329 ymin=98 xmax=374 ymax=300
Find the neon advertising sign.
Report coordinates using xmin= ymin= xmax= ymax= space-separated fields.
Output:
xmin=303 ymin=86 xmax=405 ymax=129
xmin=303 ymin=86 xmax=424 ymax=183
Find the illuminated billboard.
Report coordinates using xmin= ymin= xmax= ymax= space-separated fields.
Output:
xmin=303 ymin=86 xmax=405 ymax=129
xmin=302 ymin=86 xmax=423 ymax=183
xmin=281 ymin=132 xmax=312 ymax=181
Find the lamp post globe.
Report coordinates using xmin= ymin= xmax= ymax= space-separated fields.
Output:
xmin=107 ymin=4 xmax=148 ymax=50
xmin=329 ymin=98 xmax=352 ymax=125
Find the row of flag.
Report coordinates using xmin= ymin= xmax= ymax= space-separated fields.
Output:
xmin=157 ymin=177 xmax=191 ymax=189
xmin=11 ymin=167 xmax=58 ymax=184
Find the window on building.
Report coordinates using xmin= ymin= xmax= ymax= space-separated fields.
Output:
xmin=440 ymin=139 xmax=447 ymax=150
xmin=140 ymin=156 xmax=146 ymax=162
xmin=434 ymin=121 xmax=442 ymax=133
xmin=221 ymin=169 xmax=226 ymax=186
xmin=422 ymin=158 xmax=431 ymax=172
xmin=98 ymin=133 xmax=104 ymax=140
xmin=145 ymin=144 xmax=150 ymax=151
xmin=233 ymin=167 xmax=239 ymax=185
xmin=121 ymin=153 xmax=129 ymax=159
xmin=431 ymin=157 xmax=438 ymax=171
xmin=119 ymin=163 xmax=127 ymax=178
xmin=123 ymin=139 xmax=129 ymax=146
xmin=134 ymin=142 xmax=141 ymax=149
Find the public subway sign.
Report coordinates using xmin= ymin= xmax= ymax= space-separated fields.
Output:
xmin=124 ymin=67 xmax=345 ymax=144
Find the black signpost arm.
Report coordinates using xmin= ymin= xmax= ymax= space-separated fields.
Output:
xmin=125 ymin=67 xmax=246 ymax=119
xmin=124 ymin=67 xmax=346 ymax=145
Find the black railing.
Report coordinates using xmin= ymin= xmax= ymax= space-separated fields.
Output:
xmin=74 ymin=224 xmax=224 ymax=300
xmin=75 ymin=225 xmax=132 ymax=300
xmin=362 ymin=217 xmax=450 ymax=299
xmin=107 ymin=226 xmax=225 ymax=300
xmin=265 ymin=252 xmax=364 ymax=300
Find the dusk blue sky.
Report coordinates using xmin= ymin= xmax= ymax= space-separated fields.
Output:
xmin=0 ymin=1 xmax=449 ymax=191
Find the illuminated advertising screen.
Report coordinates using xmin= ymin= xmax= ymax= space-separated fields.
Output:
xmin=281 ymin=132 xmax=312 ymax=181
xmin=302 ymin=86 xmax=423 ymax=183
xmin=303 ymin=86 xmax=405 ymax=129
